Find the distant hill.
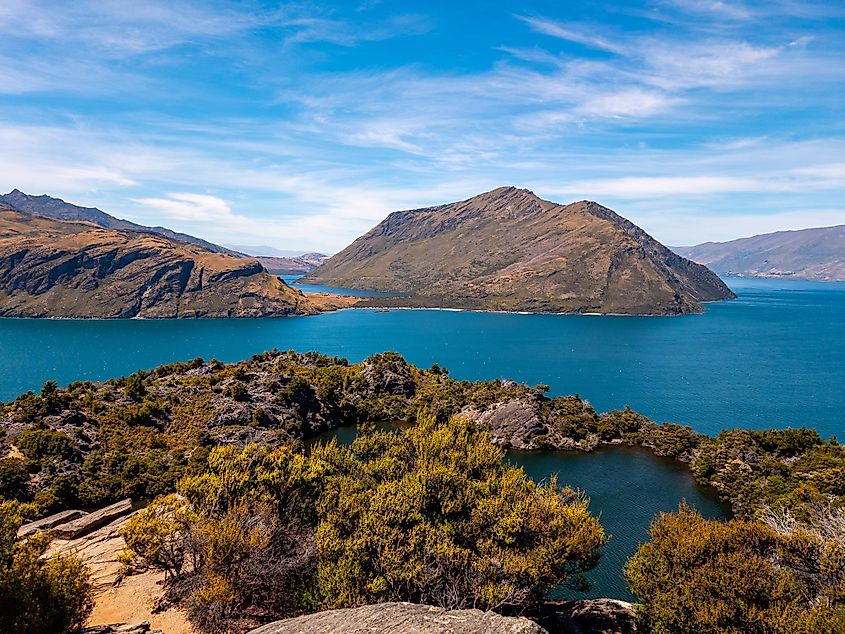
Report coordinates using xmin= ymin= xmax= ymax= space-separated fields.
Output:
xmin=0 ymin=207 xmax=317 ymax=318
xmin=223 ymin=244 xmax=312 ymax=258
xmin=303 ymin=186 xmax=734 ymax=315
xmin=0 ymin=189 xmax=243 ymax=257
xmin=257 ymin=253 xmax=329 ymax=275
xmin=673 ymin=225 xmax=845 ymax=281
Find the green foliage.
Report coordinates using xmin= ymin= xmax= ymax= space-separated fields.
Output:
xmin=625 ymin=503 xmax=845 ymax=633
xmin=123 ymin=372 xmax=147 ymax=402
xmin=0 ymin=501 xmax=94 ymax=634
xmin=312 ymin=413 xmax=605 ymax=610
xmin=0 ymin=457 xmax=28 ymax=500
xmin=16 ymin=426 xmax=76 ymax=466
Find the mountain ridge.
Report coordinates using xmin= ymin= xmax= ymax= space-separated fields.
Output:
xmin=304 ymin=186 xmax=735 ymax=315
xmin=0 ymin=189 xmax=244 ymax=257
xmin=673 ymin=224 xmax=845 ymax=281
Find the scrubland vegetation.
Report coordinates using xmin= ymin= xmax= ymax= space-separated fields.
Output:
xmin=1 ymin=350 xmax=843 ymax=632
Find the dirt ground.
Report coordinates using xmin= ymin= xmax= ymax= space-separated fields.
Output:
xmin=88 ymin=570 xmax=195 ymax=634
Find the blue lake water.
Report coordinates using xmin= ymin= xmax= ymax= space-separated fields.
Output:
xmin=281 ymin=275 xmax=399 ymax=297
xmin=1 ymin=276 xmax=840 ymax=599
xmin=1 ymin=277 xmax=842 ymax=438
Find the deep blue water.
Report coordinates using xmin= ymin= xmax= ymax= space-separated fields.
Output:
xmin=1 ymin=277 xmax=842 ymax=439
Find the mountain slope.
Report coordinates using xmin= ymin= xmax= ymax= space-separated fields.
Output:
xmin=0 ymin=208 xmax=317 ymax=318
xmin=257 ymin=252 xmax=329 ymax=275
xmin=303 ymin=186 xmax=734 ymax=314
xmin=673 ymin=225 xmax=845 ymax=281
xmin=0 ymin=189 xmax=243 ymax=257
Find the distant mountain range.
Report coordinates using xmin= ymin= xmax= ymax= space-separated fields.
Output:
xmin=304 ymin=186 xmax=735 ymax=315
xmin=223 ymin=244 xmax=314 ymax=258
xmin=673 ymin=225 xmax=845 ymax=281
xmin=256 ymin=253 xmax=329 ymax=275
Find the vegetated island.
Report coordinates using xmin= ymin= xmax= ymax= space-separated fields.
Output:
xmin=303 ymin=186 xmax=736 ymax=315
xmin=0 ymin=204 xmax=354 ymax=318
xmin=1 ymin=351 xmax=842 ymax=633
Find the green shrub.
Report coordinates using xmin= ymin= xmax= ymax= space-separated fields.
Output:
xmin=0 ymin=502 xmax=94 ymax=633
xmin=625 ymin=503 xmax=845 ymax=633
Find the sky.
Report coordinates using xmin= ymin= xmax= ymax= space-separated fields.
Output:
xmin=1 ymin=0 xmax=843 ymax=252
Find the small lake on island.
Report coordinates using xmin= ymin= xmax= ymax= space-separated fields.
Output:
xmin=0 ymin=277 xmax=842 ymax=599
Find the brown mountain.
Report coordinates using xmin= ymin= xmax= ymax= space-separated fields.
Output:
xmin=257 ymin=252 xmax=330 ymax=275
xmin=0 ymin=206 xmax=318 ymax=318
xmin=303 ymin=186 xmax=735 ymax=315
xmin=0 ymin=189 xmax=244 ymax=257
xmin=673 ymin=225 xmax=845 ymax=281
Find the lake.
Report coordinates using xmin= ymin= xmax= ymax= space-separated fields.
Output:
xmin=1 ymin=277 xmax=842 ymax=438
xmin=1 ymin=277 xmax=841 ymax=599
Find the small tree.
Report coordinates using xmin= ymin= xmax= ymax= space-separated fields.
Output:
xmin=0 ymin=501 xmax=94 ymax=634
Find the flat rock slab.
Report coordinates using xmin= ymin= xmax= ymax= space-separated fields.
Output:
xmin=17 ymin=509 xmax=87 ymax=538
xmin=48 ymin=512 xmax=135 ymax=592
xmin=249 ymin=603 xmax=547 ymax=634
xmin=52 ymin=498 xmax=132 ymax=539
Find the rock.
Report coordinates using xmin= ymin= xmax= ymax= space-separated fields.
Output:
xmin=540 ymin=599 xmax=638 ymax=634
xmin=52 ymin=498 xmax=133 ymax=539
xmin=248 ymin=603 xmax=547 ymax=634
xmin=17 ymin=508 xmax=87 ymax=538
xmin=79 ymin=621 xmax=163 ymax=634
xmin=464 ymin=398 xmax=547 ymax=450
xmin=48 ymin=511 xmax=136 ymax=592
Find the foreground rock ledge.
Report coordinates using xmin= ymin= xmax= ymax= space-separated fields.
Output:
xmin=248 ymin=602 xmax=547 ymax=634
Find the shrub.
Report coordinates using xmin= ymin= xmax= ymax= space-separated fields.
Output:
xmin=625 ymin=503 xmax=845 ymax=633
xmin=311 ymin=413 xmax=605 ymax=610
xmin=0 ymin=501 xmax=94 ymax=633
xmin=16 ymin=427 xmax=76 ymax=466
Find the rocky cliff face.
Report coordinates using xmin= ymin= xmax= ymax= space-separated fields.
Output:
xmin=0 ymin=208 xmax=316 ymax=318
xmin=304 ymin=187 xmax=734 ymax=314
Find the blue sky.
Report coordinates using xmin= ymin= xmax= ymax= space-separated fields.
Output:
xmin=1 ymin=0 xmax=843 ymax=252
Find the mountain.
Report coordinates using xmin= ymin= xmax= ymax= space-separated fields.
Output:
xmin=257 ymin=252 xmax=330 ymax=275
xmin=0 ymin=207 xmax=318 ymax=318
xmin=673 ymin=225 xmax=845 ymax=281
xmin=223 ymin=244 xmax=311 ymax=257
xmin=0 ymin=189 xmax=243 ymax=257
xmin=303 ymin=186 xmax=734 ymax=315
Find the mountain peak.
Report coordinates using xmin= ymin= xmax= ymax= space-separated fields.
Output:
xmin=304 ymin=189 xmax=734 ymax=315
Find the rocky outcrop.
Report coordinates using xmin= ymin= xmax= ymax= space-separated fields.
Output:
xmin=249 ymin=603 xmax=548 ymax=634
xmin=17 ymin=508 xmax=86 ymax=538
xmin=52 ymin=498 xmax=133 ymax=539
xmin=463 ymin=398 xmax=546 ymax=450
xmin=0 ymin=208 xmax=317 ymax=318
xmin=304 ymin=186 xmax=735 ymax=315
xmin=539 ymin=599 xmax=637 ymax=633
